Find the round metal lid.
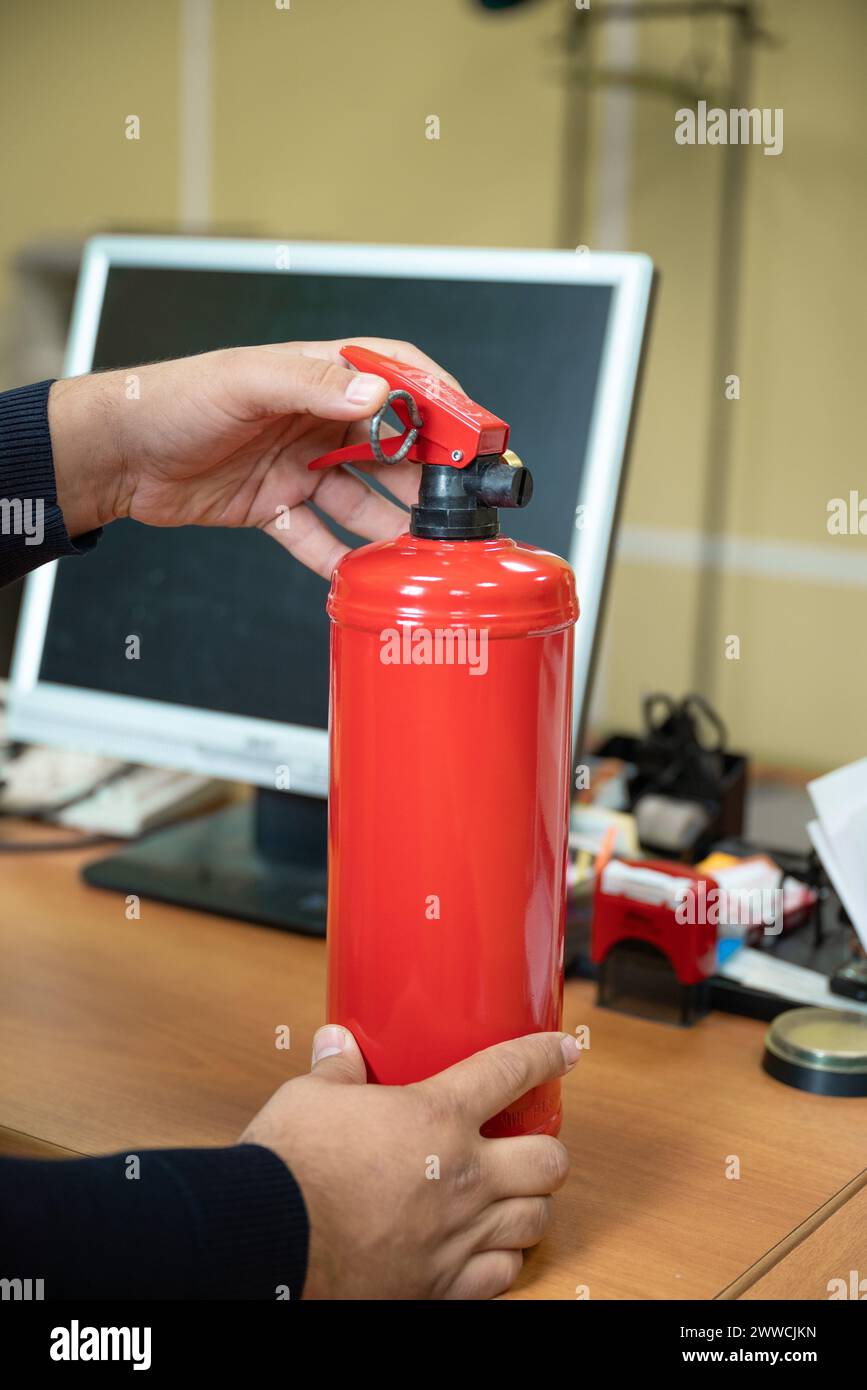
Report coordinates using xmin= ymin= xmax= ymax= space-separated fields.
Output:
xmin=763 ymin=1007 xmax=867 ymax=1097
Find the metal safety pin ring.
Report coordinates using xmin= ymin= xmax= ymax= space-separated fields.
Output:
xmin=370 ymin=389 xmax=423 ymax=465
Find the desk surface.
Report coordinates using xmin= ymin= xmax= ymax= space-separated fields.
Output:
xmin=2 ymin=832 xmax=865 ymax=1301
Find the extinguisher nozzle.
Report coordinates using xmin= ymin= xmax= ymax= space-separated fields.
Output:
xmin=410 ymin=455 xmax=534 ymax=540
xmin=464 ymin=458 xmax=534 ymax=510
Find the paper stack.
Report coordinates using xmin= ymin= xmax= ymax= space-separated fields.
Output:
xmin=807 ymin=758 xmax=867 ymax=952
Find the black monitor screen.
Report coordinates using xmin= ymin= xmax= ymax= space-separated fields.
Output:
xmin=39 ymin=266 xmax=613 ymax=729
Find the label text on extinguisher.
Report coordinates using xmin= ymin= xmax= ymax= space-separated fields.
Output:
xmin=379 ymin=626 xmax=489 ymax=676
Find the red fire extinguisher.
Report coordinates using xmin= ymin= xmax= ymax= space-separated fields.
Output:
xmin=309 ymin=346 xmax=578 ymax=1137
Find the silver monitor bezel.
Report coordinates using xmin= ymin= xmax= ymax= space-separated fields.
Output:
xmin=8 ymin=235 xmax=653 ymax=794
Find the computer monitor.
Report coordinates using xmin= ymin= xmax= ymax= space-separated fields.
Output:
xmin=9 ymin=236 xmax=653 ymax=930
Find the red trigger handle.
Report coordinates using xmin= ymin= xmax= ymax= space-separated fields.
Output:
xmin=307 ymin=345 xmax=510 ymax=472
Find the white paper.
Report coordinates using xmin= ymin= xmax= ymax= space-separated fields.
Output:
xmin=600 ymin=860 xmax=693 ymax=909
xmin=719 ymin=946 xmax=867 ymax=1015
xmin=807 ymin=758 xmax=867 ymax=951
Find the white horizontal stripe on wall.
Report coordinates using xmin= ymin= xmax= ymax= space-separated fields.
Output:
xmin=617 ymin=526 xmax=867 ymax=590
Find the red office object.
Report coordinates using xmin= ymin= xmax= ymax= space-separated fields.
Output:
xmin=591 ymin=859 xmax=719 ymax=986
xmin=319 ymin=348 xmax=578 ymax=1137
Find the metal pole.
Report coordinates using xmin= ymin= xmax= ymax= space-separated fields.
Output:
xmin=692 ymin=9 xmax=754 ymax=694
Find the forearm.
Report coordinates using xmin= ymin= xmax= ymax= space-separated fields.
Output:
xmin=48 ymin=373 xmax=124 ymax=539
xmin=0 ymin=1144 xmax=309 ymax=1300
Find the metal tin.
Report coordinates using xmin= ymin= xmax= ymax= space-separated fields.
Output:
xmin=762 ymin=1006 xmax=867 ymax=1096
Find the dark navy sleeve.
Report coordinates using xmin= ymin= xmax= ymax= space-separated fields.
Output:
xmin=0 ymin=1145 xmax=310 ymax=1300
xmin=0 ymin=379 xmax=101 ymax=587
xmin=0 ymin=383 xmax=311 ymax=1300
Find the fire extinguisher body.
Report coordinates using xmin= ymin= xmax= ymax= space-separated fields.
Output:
xmin=326 ymin=532 xmax=578 ymax=1138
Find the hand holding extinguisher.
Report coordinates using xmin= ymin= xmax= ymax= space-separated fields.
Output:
xmin=311 ymin=347 xmax=579 ymax=1138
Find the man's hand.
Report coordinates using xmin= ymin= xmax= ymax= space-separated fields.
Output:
xmin=48 ymin=339 xmax=458 ymax=579
xmin=241 ymin=1025 xmax=578 ymax=1300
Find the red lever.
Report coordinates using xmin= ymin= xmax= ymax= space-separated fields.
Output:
xmin=307 ymin=345 xmax=510 ymax=471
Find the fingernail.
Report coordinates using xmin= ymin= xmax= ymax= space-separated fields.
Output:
xmin=312 ymin=1024 xmax=347 ymax=1065
xmin=345 ymin=372 xmax=385 ymax=406
xmin=560 ymin=1034 xmax=581 ymax=1070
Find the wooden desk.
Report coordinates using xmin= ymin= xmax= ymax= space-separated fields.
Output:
xmin=2 ymin=833 xmax=865 ymax=1300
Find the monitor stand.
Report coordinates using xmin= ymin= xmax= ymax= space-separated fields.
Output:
xmin=82 ymin=788 xmax=328 ymax=934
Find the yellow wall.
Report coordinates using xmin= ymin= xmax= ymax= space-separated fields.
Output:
xmin=602 ymin=0 xmax=867 ymax=771
xmin=212 ymin=0 xmax=567 ymax=247
xmin=0 ymin=0 xmax=863 ymax=772
xmin=0 ymin=1 xmax=179 ymax=281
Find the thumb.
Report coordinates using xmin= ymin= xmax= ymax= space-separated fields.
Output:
xmin=419 ymin=1032 xmax=580 ymax=1127
xmin=310 ymin=1024 xmax=368 ymax=1085
xmin=229 ymin=350 xmax=390 ymax=423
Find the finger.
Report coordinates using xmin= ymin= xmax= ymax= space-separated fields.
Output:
xmin=444 ymin=1250 xmax=523 ymax=1301
xmin=470 ymin=1196 xmax=552 ymax=1253
xmin=261 ymin=500 xmax=349 ymax=580
xmin=309 ymin=1025 xmax=368 ymax=1086
xmin=300 ymin=337 xmax=463 ymax=392
xmin=329 ymin=419 xmax=421 ymax=509
xmin=482 ymin=1135 xmax=570 ymax=1200
xmin=312 ymin=466 xmax=411 ymax=543
xmin=419 ymin=1032 xmax=580 ymax=1128
xmin=229 ymin=350 xmax=390 ymax=424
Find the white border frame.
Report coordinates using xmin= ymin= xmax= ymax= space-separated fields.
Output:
xmin=8 ymin=235 xmax=653 ymax=793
